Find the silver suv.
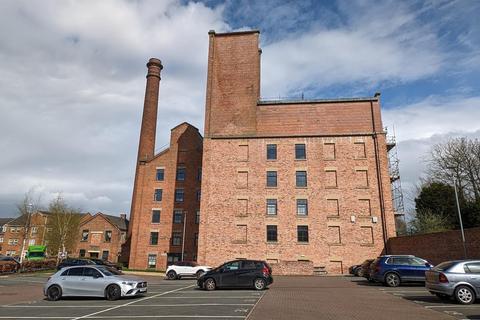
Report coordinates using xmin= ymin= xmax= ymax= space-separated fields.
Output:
xmin=44 ymin=265 xmax=147 ymax=301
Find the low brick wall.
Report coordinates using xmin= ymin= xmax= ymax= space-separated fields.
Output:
xmin=271 ymin=260 xmax=313 ymax=275
xmin=387 ymin=227 xmax=480 ymax=265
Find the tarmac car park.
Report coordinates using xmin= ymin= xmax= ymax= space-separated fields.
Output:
xmin=4 ymin=271 xmax=480 ymax=319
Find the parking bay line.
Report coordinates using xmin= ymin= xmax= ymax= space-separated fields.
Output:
xmin=425 ymin=305 xmax=480 ymax=309
xmin=1 ymin=303 xmax=255 ymax=308
xmin=71 ymin=283 xmax=195 ymax=320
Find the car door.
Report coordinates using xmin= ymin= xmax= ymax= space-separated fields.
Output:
xmin=219 ymin=261 xmax=241 ymax=287
xmin=62 ymin=267 xmax=85 ymax=296
xmin=392 ymin=257 xmax=415 ymax=280
xmin=464 ymin=263 xmax=480 ymax=291
xmin=408 ymin=257 xmax=430 ymax=281
xmin=81 ymin=267 xmax=106 ymax=297
xmin=236 ymin=261 xmax=257 ymax=287
xmin=183 ymin=262 xmax=194 ymax=276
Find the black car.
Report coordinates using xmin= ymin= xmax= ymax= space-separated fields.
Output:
xmin=197 ymin=259 xmax=273 ymax=291
xmin=57 ymin=258 xmax=95 ymax=270
xmin=89 ymin=258 xmax=122 ymax=270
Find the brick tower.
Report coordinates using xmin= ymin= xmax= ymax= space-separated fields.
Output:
xmin=127 ymin=59 xmax=203 ymax=270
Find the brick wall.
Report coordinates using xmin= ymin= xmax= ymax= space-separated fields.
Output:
xmin=387 ymin=228 xmax=480 ymax=265
xmin=271 ymin=260 xmax=314 ymax=276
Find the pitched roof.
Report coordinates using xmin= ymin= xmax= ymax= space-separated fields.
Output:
xmin=0 ymin=218 xmax=14 ymax=227
xmin=102 ymin=213 xmax=129 ymax=231
xmin=6 ymin=211 xmax=90 ymax=226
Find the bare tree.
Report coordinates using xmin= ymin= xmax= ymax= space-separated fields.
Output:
xmin=45 ymin=195 xmax=82 ymax=262
xmin=17 ymin=189 xmax=42 ymax=263
xmin=427 ymin=137 xmax=480 ymax=203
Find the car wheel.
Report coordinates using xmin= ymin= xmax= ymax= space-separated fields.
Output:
xmin=455 ymin=285 xmax=475 ymax=305
xmin=105 ymin=284 xmax=122 ymax=301
xmin=47 ymin=285 xmax=62 ymax=301
xmin=167 ymin=270 xmax=177 ymax=280
xmin=204 ymin=278 xmax=216 ymax=291
xmin=254 ymin=278 xmax=266 ymax=290
xmin=385 ymin=273 xmax=401 ymax=287
xmin=196 ymin=270 xmax=205 ymax=279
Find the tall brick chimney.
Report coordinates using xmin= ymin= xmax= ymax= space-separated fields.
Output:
xmin=137 ymin=58 xmax=163 ymax=162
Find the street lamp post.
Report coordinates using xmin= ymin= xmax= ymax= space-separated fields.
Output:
xmin=448 ymin=167 xmax=467 ymax=259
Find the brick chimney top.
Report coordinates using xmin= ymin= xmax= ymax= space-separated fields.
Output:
xmin=146 ymin=58 xmax=163 ymax=79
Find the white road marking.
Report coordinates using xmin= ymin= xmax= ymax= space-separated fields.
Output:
xmin=146 ymin=296 xmax=258 ymax=299
xmin=1 ymin=303 xmax=255 ymax=308
xmin=71 ymin=284 xmax=195 ymax=320
xmin=426 ymin=305 xmax=480 ymax=308
xmin=0 ymin=278 xmax=45 ymax=284
xmin=245 ymin=292 xmax=266 ymax=320
xmin=82 ymin=316 xmax=245 ymax=319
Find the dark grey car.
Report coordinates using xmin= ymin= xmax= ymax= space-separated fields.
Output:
xmin=426 ymin=260 xmax=480 ymax=304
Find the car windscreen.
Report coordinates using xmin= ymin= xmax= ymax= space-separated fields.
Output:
xmin=433 ymin=261 xmax=457 ymax=271
xmin=97 ymin=266 xmax=122 ymax=276
xmin=28 ymin=252 xmax=45 ymax=258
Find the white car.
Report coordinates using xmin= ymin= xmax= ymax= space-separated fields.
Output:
xmin=166 ymin=261 xmax=211 ymax=280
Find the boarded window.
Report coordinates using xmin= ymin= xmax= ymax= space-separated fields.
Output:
xmin=327 ymin=199 xmax=339 ymax=216
xmin=325 ymin=170 xmax=337 ymax=188
xmin=329 ymin=260 xmax=343 ymax=274
xmin=237 ymin=199 xmax=248 ymax=217
xmin=358 ymin=199 xmax=371 ymax=216
xmin=361 ymin=226 xmax=374 ymax=244
xmin=324 ymin=143 xmax=336 ymax=160
xmin=354 ymin=142 xmax=367 ymax=159
xmin=237 ymin=171 xmax=248 ymax=189
xmin=235 ymin=225 xmax=247 ymax=243
xmin=328 ymin=226 xmax=341 ymax=244
xmin=238 ymin=145 xmax=248 ymax=162
xmin=356 ymin=170 xmax=369 ymax=188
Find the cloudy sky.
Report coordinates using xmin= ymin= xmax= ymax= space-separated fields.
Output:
xmin=1 ymin=0 xmax=479 ymax=218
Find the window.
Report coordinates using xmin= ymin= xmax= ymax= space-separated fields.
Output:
xmin=84 ymin=267 xmax=102 ymax=278
xmin=154 ymin=189 xmax=163 ymax=201
xmin=266 ymin=199 xmax=277 ymax=215
xmin=327 ymin=199 xmax=340 ymax=216
xmin=175 ymin=189 xmax=184 ymax=202
xmin=465 ymin=263 xmax=480 ymax=274
xmin=176 ymin=167 xmax=185 ymax=181
xmin=81 ymin=230 xmax=89 ymax=241
xmin=267 ymin=144 xmax=277 ymax=160
xmin=104 ymin=230 xmax=112 ymax=243
xmin=266 ymin=225 xmax=278 ymax=242
xmin=197 ymin=168 xmax=202 ymax=181
xmin=172 ymin=232 xmax=182 ymax=246
xmin=173 ymin=210 xmax=183 ymax=224
xmin=79 ymin=249 xmax=86 ymax=257
xmin=324 ymin=143 xmax=336 ymax=160
xmin=223 ymin=261 xmax=241 ymax=271
xmin=297 ymin=199 xmax=308 ymax=216
xmin=195 ymin=210 xmax=200 ymax=224
xmin=148 ymin=254 xmax=157 ymax=268
xmin=194 ymin=233 xmax=198 ymax=246
xmin=266 ymin=171 xmax=277 ymax=187
xmin=0 ymin=237 xmax=3 ymax=243
xmin=152 ymin=210 xmax=161 ymax=223
xmin=297 ymin=226 xmax=309 ymax=242
xmin=295 ymin=144 xmax=306 ymax=160
xmin=150 ymin=232 xmax=159 ymax=245
xmin=31 ymin=227 xmax=38 ymax=235
xmin=28 ymin=239 xmax=35 ymax=246
xmin=69 ymin=267 xmax=85 ymax=276
xmin=196 ymin=190 xmax=201 ymax=202
xmin=8 ymin=239 xmax=18 ymax=245
xmin=156 ymin=168 xmax=164 ymax=181
xmin=296 ymin=171 xmax=307 ymax=187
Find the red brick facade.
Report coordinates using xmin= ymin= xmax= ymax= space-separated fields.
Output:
xmin=127 ymin=59 xmax=203 ymax=270
xmin=75 ymin=213 xmax=128 ymax=262
xmin=197 ymin=30 xmax=396 ymax=274
xmin=0 ymin=212 xmax=49 ymax=257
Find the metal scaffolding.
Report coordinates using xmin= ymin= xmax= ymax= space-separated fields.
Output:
xmin=386 ymin=127 xmax=406 ymax=235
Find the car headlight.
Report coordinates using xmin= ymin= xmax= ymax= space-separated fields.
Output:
xmin=121 ymin=281 xmax=135 ymax=286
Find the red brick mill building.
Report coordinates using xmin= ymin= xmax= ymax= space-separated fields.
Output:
xmin=127 ymin=30 xmax=396 ymax=274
